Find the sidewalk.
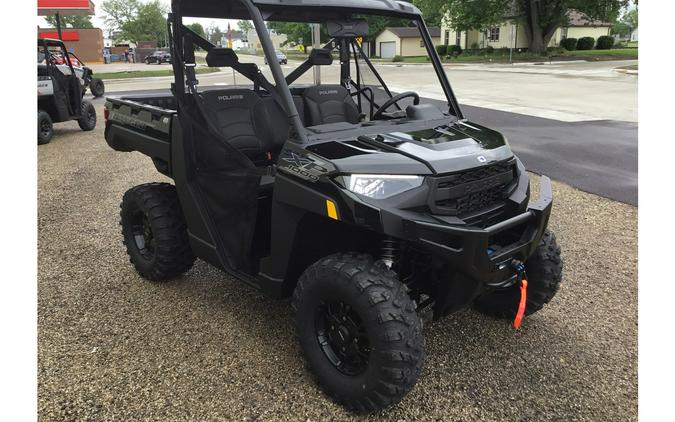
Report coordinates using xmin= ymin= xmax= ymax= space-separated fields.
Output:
xmin=89 ymin=62 xmax=172 ymax=73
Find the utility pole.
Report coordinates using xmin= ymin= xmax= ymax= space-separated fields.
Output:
xmin=55 ymin=12 xmax=62 ymax=40
xmin=509 ymin=24 xmax=515 ymax=63
xmin=312 ymin=23 xmax=321 ymax=85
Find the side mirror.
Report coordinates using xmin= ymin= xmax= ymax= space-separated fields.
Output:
xmin=309 ymin=48 xmax=333 ymax=66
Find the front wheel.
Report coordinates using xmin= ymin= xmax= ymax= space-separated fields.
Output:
xmin=38 ymin=110 xmax=53 ymax=145
xmin=292 ymin=253 xmax=424 ymax=413
xmin=90 ymin=78 xmax=105 ymax=97
xmin=77 ymin=100 xmax=97 ymax=131
xmin=474 ymin=229 xmax=563 ymax=319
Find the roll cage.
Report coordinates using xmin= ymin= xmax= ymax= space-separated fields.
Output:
xmin=168 ymin=0 xmax=464 ymax=144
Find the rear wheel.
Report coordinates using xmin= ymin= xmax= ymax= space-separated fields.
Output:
xmin=38 ymin=110 xmax=53 ymax=145
xmin=120 ymin=183 xmax=195 ymax=281
xmin=77 ymin=100 xmax=97 ymax=131
xmin=474 ymin=230 xmax=563 ymax=319
xmin=292 ymin=253 xmax=424 ymax=413
xmin=90 ymin=78 xmax=105 ymax=97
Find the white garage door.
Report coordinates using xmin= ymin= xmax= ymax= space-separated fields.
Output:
xmin=380 ymin=41 xmax=396 ymax=59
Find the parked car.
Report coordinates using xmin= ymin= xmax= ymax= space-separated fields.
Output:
xmin=144 ymin=51 xmax=172 ymax=64
xmin=264 ymin=50 xmax=287 ymax=65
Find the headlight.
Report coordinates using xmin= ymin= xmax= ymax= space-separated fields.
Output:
xmin=342 ymin=174 xmax=424 ymax=199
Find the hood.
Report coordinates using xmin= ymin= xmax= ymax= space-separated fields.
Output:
xmin=306 ymin=121 xmax=514 ymax=175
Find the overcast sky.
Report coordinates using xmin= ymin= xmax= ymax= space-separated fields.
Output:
xmin=37 ymin=0 xmax=638 ymax=32
xmin=37 ymin=0 xmax=240 ymax=34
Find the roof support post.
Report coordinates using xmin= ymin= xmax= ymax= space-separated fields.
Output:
xmin=239 ymin=0 xmax=307 ymax=142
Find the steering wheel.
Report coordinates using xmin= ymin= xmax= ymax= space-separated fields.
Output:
xmin=372 ymin=91 xmax=420 ymax=120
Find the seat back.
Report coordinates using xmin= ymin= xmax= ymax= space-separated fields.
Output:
xmin=302 ymin=85 xmax=360 ymax=126
xmin=200 ymin=89 xmax=276 ymax=164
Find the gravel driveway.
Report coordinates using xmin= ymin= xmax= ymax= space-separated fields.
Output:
xmin=38 ymin=107 xmax=637 ymax=421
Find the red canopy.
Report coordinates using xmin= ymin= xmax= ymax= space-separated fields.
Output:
xmin=37 ymin=0 xmax=95 ymax=16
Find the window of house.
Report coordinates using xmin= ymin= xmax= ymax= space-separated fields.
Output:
xmin=489 ymin=27 xmax=500 ymax=42
xmin=444 ymin=30 xmax=450 ymax=45
xmin=561 ymin=27 xmax=568 ymax=40
xmin=420 ymin=39 xmax=425 ymax=47
xmin=456 ymin=32 xmax=461 ymax=46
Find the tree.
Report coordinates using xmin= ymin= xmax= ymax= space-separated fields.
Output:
xmin=411 ymin=0 xmax=448 ymax=27
xmin=443 ymin=0 xmax=630 ymax=54
xmin=358 ymin=16 xmax=410 ymax=39
xmin=622 ymin=8 xmax=638 ymax=29
xmin=120 ymin=0 xmax=168 ymax=46
xmin=268 ymin=22 xmax=325 ymax=49
xmin=186 ymin=23 xmax=206 ymax=39
xmin=237 ymin=20 xmax=254 ymax=34
xmin=443 ymin=0 xmax=509 ymax=33
xmin=44 ymin=15 xmax=94 ymax=28
xmin=101 ymin=0 xmax=140 ymax=33
xmin=206 ymin=24 xmax=224 ymax=45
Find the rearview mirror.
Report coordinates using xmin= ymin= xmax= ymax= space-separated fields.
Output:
xmin=327 ymin=20 xmax=369 ymax=38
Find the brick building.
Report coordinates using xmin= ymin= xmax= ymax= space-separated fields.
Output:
xmin=38 ymin=27 xmax=104 ymax=63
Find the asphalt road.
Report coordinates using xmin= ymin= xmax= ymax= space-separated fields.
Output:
xmin=38 ymin=108 xmax=638 ymax=420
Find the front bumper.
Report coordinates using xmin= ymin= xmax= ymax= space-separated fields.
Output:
xmin=399 ymin=176 xmax=553 ymax=285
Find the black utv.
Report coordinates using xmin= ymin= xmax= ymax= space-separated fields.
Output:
xmin=104 ymin=0 xmax=562 ymax=413
xmin=38 ymin=38 xmax=97 ymax=144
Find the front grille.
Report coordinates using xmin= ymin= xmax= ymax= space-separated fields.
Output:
xmin=428 ymin=159 xmax=517 ymax=217
xmin=437 ymin=161 xmax=514 ymax=188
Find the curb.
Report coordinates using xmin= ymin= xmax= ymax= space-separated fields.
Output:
xmin=102 ymin=69 xmax=227 ymax=83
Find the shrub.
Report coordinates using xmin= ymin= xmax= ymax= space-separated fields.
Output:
xmin=448 ymin=44 xmax=463 ymax=56
xmin=392 ymin=55 xmax=404 ymax=62
xmin=470 ymin=42 xmax=480 ymax=49
xmin=596 ymin=35 xmax=614 ymax=50
xmin=486 ymin=45 xmax=494 ymax=54
xmin=435 ymin=45 xmax=448 ymax=56
xmin=498 ymin=47 xmax=510 ymax=55
xmin=577 ymin=36 xmax=595 ymax=50
xmin=560 ymin=37 xmax=578 ymax=51
xmin=547 ymin=46 xmax=565 ymax=55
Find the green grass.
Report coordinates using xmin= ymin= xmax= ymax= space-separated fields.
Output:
xmin=97 ymin=67 xmax=220 ymax=80
xmin=561 ymin=48 xmax=638 ymax=58
xmin=374 ymin=47 xmax=637 ymax=64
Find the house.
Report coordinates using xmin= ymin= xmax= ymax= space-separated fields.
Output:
xmin=630 ymin=27 xmax=638 ymax=42
xmin=220 ymin=30 xmax=248 ymax=50
xmin=247 ymin=28 xmax=287 ymax=53
xmin=375 ymin=27 xmax=441 ymax=58
xmin=440 ymin=9 xmax=612 ymax=50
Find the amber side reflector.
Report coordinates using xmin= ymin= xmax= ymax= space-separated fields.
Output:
xmin=326 ymin=200 xmax=338 ymax=220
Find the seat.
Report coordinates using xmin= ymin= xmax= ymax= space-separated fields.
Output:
xmin=200 ymin=88 xmax=281 ymax=165
xmin=302 ymin=85 xmax=360 ymax=126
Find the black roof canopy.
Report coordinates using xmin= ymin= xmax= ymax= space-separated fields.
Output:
xmin=172 ymin=0 xmax=422 ymax=22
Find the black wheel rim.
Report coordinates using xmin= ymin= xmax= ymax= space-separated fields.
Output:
xmin=39 ymin=119 xmax=51 ymax=137
xmin=315 ymin=300 xmax=371 ymax=376
xmin=131 ymin=211 xmax=155 ymax=260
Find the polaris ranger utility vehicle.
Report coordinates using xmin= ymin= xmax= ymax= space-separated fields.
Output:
xmin=38 ymin=41 xmax=106 ymax=97
xmin=104 ymin=0 xmax=562 ymax=412
xmin=38 ymin=38 xmax=97 ymax=144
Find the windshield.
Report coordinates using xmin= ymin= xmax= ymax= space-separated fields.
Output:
xmin=179 ymin=9 xmax=460 ymax=141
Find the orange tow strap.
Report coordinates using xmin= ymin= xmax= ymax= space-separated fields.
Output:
xmin=513 ymin=277 xmax=528 ymax=330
